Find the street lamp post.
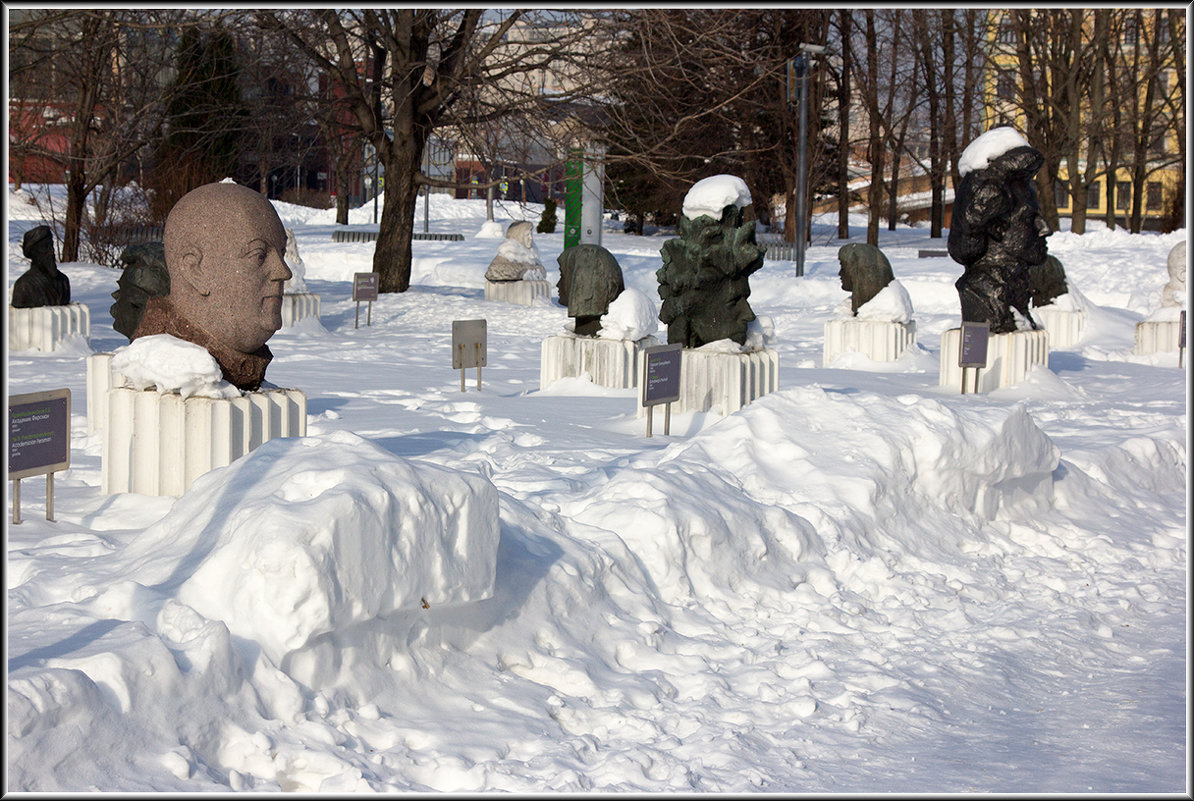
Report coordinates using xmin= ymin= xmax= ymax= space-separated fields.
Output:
xmin=792 ymin=42 xmax=825 ymax=278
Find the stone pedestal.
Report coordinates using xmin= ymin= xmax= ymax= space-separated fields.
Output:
xmin=823 ymin=318 xmax=917 ymax=364
xmin=484 ymin=279 xmax=551 ymax=306
xmin=1134 ymin=319 xmax=1183 ymax=354
xmin=540 ymin=334 xmax=660 ymax=390
xmin=90 ymin=352 xmax=306 ymax=495
xmin=1033 ymin=307 xmax=1085 ymax=350
xmin=281 ymin=292 xmax=321 ymax=327
xmin=939 ymin=328 xmax=1049 ymax=393
xmin=638 ymin=347 xmax=779 ymax=416
xmin=8 ymin=303 xmax=90 ymax=352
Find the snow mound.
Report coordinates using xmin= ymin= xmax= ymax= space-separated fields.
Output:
xmin=856 ymin=280 xmax=914 ymax=323
xmin=122 ymin=431 xmax=500 ymax=664
xmin=958 ymin=127 xmax=1031 ymax=176
xmin=111 ymin=335 xmax=240 ymax=399
xmin=598 ymin=287 xmax=659 ymax=341
xmin=475 ymin=221 xmax=505 ymax=239
xmin=682 ymin=174 xmax=752 ymax=221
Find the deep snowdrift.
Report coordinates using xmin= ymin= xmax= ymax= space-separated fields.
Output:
xmin=5 ymin=184 xmax=1187 ymax=792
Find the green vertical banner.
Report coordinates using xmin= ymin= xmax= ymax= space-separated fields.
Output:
xmin=564 ymin=147 xmax=584 ymax=250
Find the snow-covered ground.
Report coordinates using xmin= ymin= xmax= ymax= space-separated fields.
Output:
xmin=6 ymin=183 xmax=1188 ymax=793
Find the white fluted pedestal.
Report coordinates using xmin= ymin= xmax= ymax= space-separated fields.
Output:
xmin=1134 ymin=319 xmax=1182 ymax=354
xmin=91 ymin=349 xmax=307 ymax=496
xmin=8 ymin=303 xmax=90 ymax=352
xmin=638 ymin=347 xmax=779 ymax=416
xmin=485 ymin=279 xmax=551 ymax=305
xmin=823 ymin=318 xmax=917 ymax=364
xmin=540 ymin=334 xmax=660 ymax=390
xmin=1033 ymin=307 xmax=1085 ymax=349
xmin=281 ymin=292 xmax=321 ymax=327
xmin=939 ymin=328 xmax=1049 ymax=393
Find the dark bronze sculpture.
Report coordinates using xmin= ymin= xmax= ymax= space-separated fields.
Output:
xmin=948 ymin=139 xmax=1050 ymax=334
xmin=133 ymin=182 xmax=292 ymax=391
xmin=558 ymin=244 xmax=625 ymax=336
xmin=11 ymin=225 xmax=70 ymax=308
xmin=837 ymin=243 xmax=895 ymax=315
xmin=1028 ymin=255 xmax=1069 ymax=308
xmin=110 ymin=241 xmax=170 ymax=340
xmin=657 ymin=202 xmax=765 ymax=348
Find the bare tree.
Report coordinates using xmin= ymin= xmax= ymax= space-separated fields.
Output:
xmin=9 ymin=10 xmax=190 ymax=262
xmin=258 ymin=10 xmax=606 ymax=293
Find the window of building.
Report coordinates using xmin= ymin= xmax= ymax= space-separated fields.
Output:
xmin=1054 ymin=180 xmax=1070 ymax=209
xmin=1122 ymin=16 xmax=1139 ymax=46
xmin=1147 ymin=181 xmax=1162 ymax=210
xmin=997 ymin=72 xmax=1016 ymax=101
xmin=1087 ymin=181 xmax=1100 ymax=210
xmin=997 ymin=20 xmax=1017 ymax=45
xmin=1116 ymin=181 xmax=1131 ymax=210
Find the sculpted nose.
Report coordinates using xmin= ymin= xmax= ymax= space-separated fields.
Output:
xmin=1035 ymin=216 xmax=1051 ymax=238
xmin=271 ymin=251 xmax=293 ymax=282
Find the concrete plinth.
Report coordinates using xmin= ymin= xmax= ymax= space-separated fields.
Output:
xmin=540 ymin=334 xmax=660 ymax=390
xmin=86 ymin=353 xmax=116 ymax=434
xmin=1033 ymin=307 xmax=1085 ymax=350
xmin=939 ymin=328 xmax=1049 ymax=393
xmin=638 ymin=347 xmax=779 ymax=416
xmin=1134 ymin=319 xmax=1182 ymax=354
xmin=281 ymin=292 xmax=321 ymax=327
xmin=101 ymin=385 xmax=306 ymax=496
xmin=8 ymin=303 xmax=90 ymax=352
xmin=484 ymin=279 xmax=551 ymax=305
xmin=823 ymin=318 xmax=917 ymax=364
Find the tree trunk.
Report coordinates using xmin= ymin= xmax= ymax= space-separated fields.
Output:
xmin=837 ymin=9 xmax=852 ymax=239
xmin=374 ymin=137 xmax=424 ymax=292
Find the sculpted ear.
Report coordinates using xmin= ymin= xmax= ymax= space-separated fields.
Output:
xmin=176 ymin=239 xmax=212 ymax=296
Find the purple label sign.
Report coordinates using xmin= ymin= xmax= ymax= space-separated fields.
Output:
xmin=959 ymin=321 xmax=990 ymax=368
xmin=353 ymin=272 xmax=379 ymax=302
xmin=642 ymin=344 xmax=683 ymax=406
xmin=9 ymin=389 xmax=71 ymax=480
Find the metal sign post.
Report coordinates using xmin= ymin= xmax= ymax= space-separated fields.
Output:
xmin=452 ymin=319 xmax=487 ymax=391
xmin=958 ymin=321 xmax=991 ymax=394
xmin=1180 ymin=309 xmax=1186 ymax=369
xmin=641 ymin=344 xmax=683 ymax=437
xmin=9 ymin=388 xmax=71 ymax=524
xmin=353 ymin=272 xmax=379 ymax=328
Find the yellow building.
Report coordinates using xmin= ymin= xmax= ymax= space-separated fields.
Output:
xmin=982 ymin=9 xmax=1184 ymax=230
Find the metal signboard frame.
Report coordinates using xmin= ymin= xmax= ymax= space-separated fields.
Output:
xmin=9 ymin=388 xmax=71 ymax=523
xmin=452 ymin=319 xmax=487 ymax=391
xmin=353 ymin=272 xmax=379 ymax=327
xmin=641 ymin=343 xmax=683 ymax=437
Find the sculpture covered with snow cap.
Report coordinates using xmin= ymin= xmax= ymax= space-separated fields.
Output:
xmin=283 ymin=228 xmax=309 ymax=294
xmin=484 ymin=220 xmax=546 ymax=282
xmin=1162 ymin=240 xmax=1186 ymax=308
xmin=658 ymin=174 xmax=765 ymax=348
xmin=948 ymin=127 xmax=1051 ymax=334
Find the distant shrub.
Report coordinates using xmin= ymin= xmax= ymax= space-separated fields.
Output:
xmin=537 ymin=197 xmax=557 ymax=233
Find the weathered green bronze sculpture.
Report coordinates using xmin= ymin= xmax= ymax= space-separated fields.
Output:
xmin=1028 ymin=254 xmax=1068 ymax=309
xmin=837 ymin=243 xmax=895 ymax=315
xmin=557 ymin=244 xmax=625 ymax=336
xmin=111 ymin=241 xmax=170 ymax=340
xmin=657 ymin=202 xmax=764 ymax=348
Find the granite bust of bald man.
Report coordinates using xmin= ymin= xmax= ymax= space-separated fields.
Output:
xmin=133 ymin=182 xmax=292 ymax=390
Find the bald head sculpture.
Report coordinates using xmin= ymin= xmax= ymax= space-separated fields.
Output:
xmin=133 ymin=182 xmax=292 ymax=390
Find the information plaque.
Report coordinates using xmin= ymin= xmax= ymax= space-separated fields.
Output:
xmin=641 ymin=343 xmax=682 ymax=437
xmin=452 ymin=319 xmax=487 ymax=390
xmin=958 ymin=321 xmax=990 ymax=368
xmin=9 ymin=388 xmax=71 ymax=523
xmin=353 ymin=272 xmax=378 ymax=328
